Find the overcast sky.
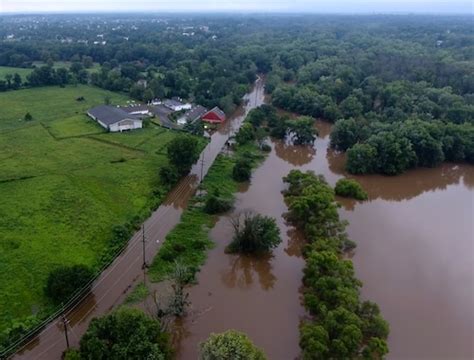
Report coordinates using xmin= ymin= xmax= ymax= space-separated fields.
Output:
xmin=1 ymin=0 xmax=472 ymax=14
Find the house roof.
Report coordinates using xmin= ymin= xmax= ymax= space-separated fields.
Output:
xmin=120 ymin=104 xmax=149 ymax=114
xmin=203 ymin=106 xmax=226 ymax=120
xmin=88 ymin=105 xmax=141 ymax=126
xmin=185 ymin=105 xmax=208 ymax=122
xmin=163 ymin=99 xmax=184 ymax=108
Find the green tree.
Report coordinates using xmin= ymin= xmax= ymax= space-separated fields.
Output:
xmin=235 ymin=123 xmax=255 ymax=145
xmin=79 ymin=307 xmax=169 ymax=360
xmin=346 ymin=143 xmax=377 ymax=174
xmin=44 ymin=264 xmax=94 ymax=304
xmin=287 ymin=116 xmax=317 ymax=145
xmin=330 ymin=118 xmax=365 ymax=151
xmin=334 ymin=178 xmax=368 ymax=200
xmin=166 ymin=136 xmax=200 ymax=176
xmin=227 ymin=212 xmax=281 ymax=254
xmin=199 ymin=330 xmax=266 ymax=360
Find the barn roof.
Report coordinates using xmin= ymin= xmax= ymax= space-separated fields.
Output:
xmin=185 ymin=105 xmax=208 ymax=122
xmin=204 ymin=106 xmax=226 ymax=120
xmin=88 ymin=105 xmax=141 ymax=126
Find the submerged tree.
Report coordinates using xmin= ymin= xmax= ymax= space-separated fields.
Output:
xmin=199 ymin=330 xmax=266 ymax=360
xmin=79 ymin=307 xmax=170 ymax=359
xmin=227 ymin=212 xmax=281 ymax=254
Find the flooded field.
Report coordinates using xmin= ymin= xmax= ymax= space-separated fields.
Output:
xmin=177 ymin=121 xmax=474 ymax=359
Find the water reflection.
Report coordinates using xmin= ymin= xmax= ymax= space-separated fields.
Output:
xmin=273 ymin=140 xmax=315 ymax=166
xmin=221 ymin=253 xmax=276 ymax=290
xmin=284 ymin=227 xmax=305 ymax=258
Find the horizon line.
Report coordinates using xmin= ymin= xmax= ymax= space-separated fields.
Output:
xmin=1 ymin=10 xmax=472 ymax=16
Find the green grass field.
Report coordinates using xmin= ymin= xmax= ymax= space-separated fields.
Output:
xmin=32 ymin=61 xmax=101 ymax=73
xmin=0 ymin=66 xmax=33 ymax=81
xmin=0 ymin=85 xmax=182 ymax=331
xmin=0 ymin=62 xmax=101 ymax=82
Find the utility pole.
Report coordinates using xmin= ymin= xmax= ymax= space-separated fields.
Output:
xmin=61 ymin=306 xmax=70 ymax=349
xmin=142 ymin=224 xmax=147 ymax=269
xmin=200 ymin=153 xmax=205 ymax=183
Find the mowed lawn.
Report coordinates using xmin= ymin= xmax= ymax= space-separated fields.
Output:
xmin=0 ymin=85 xmax=180 ymax=331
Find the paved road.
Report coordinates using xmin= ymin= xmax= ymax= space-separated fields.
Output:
xmin=11 ymin=76 xmax=265 ymax=360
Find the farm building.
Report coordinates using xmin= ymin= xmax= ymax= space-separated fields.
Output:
xmin=120 ymin=104 xmax=151 ymax=116
xmin=163 ymin=97 xmax=192 ymax=111
xmin=87 ymin=105 xmax=143 ymax=132
xmin=202 ymin=106 xmax=226 ymax=124
xmin=177 ymin=105 xmax=208 ymax=125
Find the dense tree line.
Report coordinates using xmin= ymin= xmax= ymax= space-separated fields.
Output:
xmin=331 ymin=118 xmax=474 ymax=175
xmin=283 ymin=170 xmax=389 ymax=359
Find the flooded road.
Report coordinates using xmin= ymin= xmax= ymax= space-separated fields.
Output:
xmin=12 ymin=77 xmax=265 ymax=360
xmin=177 ymin=120 xmax=474 ymax=359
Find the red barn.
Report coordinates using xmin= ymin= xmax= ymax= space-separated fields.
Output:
xmin=201 ymin=106 xmax=226 ymax=124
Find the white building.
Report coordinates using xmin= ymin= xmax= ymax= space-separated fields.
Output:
xmin=87 ymin=105 xmax=143 ymax=132
xmin=163 ymin=98 xmax=192 ymax=112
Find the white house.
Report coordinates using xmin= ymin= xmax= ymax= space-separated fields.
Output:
xmin=163 ymin=98 xmax=192 ymax=111
xmin=87 ymin=105 xmax=143 ymax=132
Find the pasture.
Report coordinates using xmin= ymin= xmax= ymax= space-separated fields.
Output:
xmin=0 ymin=85 xmax=181 ymax=330
xmin=0 ymin=66 xmax=33 ymax=81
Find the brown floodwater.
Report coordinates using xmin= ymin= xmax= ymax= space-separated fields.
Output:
xmin=176 ymin=120 xmax=474 ymax=359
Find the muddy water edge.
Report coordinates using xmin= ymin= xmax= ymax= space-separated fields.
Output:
xmin=176 ymin=120 xmax=474 ymax=359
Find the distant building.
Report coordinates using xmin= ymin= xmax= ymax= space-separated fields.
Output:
xmin=136 ymin=79 xmax=148 ymax=88
xmin=177 ymin=105 xmax=208 ymax=125
xmin=87 ymin=105 xmax=143 ymax=132
xmin=120 ymin=104 xmax=150 ymax=116
xmin=202 ymin=106 xmax=226 ymax=124
xmin=163 ymin=97 xmax=192 ymax=111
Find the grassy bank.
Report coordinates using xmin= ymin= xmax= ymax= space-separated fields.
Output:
xmin=0 ymin=85 xmax=189 ymax=335
xmin=148 ymin=144 xmax=265 ymax=283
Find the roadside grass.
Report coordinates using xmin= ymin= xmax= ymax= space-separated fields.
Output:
xmin=0 ymin=66 xmax=33 ymax=81
xmin=0 ymin=85 xmax=190 ymax=333
xmin=148 ymin=145 xmax=265 ymax=283
xmin=124 ymin=283 xmax=150 ymax=305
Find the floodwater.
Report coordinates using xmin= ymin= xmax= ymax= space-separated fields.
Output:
xmin=176 ymin=121 xmax=474 ymax=359
xmin=12 ymin=77 xmax=265 ymax=360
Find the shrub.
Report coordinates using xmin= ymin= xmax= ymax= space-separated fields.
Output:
xmin=232 ymin=158 xmax=252 ymax=182
xmin=199 ymin=330 xmax=266 ymax=360
xmin=79 ymin=308 xmax=170 ymax=359
xmin=159 ymin=164 xmax=179 ymax=186
xmin=24 ymin=112 xmax=33 ymax=121
xmin=227 ymin=213 xmax=281 ymax=254
xmin=204 ymin=190 xmax=233 ymax=214
xmin=44 ymin=264 xmax=95 ymax=304
xmin=334 ymin=178 xmax=368 ymax=200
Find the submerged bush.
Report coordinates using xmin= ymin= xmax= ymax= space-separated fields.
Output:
xmin=204 ymin=189 xmax=233 ymax=214
xmin=199 ymin=330 xmax=266 ymax=360
xmin=232 ymin=158 xmax=252 ymax=182
xmin=334 ymin=178 xmax=368 ymax=200
xmin=226 ymin=212 xmax=281 ymax=254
